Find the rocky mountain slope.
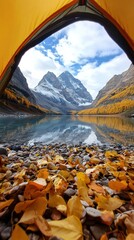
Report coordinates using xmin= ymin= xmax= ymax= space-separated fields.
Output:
xmin=79 ymin=64 xmax=134 ymax=116
xmin=0 ymin=67 xmax=52 ymax=115
xmin=33 ymin=71 xmax=92 ymax=113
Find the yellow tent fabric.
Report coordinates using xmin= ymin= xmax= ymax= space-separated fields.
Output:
xmin=0 ymin=0 xmax=134 ymax=94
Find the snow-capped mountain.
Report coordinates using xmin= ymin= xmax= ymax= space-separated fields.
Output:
xmin=33 ymin=71 xmax=92 ymax=113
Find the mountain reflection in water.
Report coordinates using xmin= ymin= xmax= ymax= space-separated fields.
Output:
xmin=0 ymin=115 xmax=134 ymax=146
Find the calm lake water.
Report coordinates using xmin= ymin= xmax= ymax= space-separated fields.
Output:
xmin=0 ymin=115 xmax=134 ymax=146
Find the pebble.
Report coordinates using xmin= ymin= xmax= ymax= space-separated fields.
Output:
xmin=1 ymin=226 xmax=12 ymax=240
xmin=0 ymin=148 xmax=8 ymax=156
xmin=90 ymin=224 xmax=110 ymax=240
xmin=86 ymin=207 xmax=101 ymax=218
xmin=64 ymin=188 xmax=76 ymax=197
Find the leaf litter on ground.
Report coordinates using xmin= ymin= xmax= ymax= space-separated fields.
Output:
xmin=0 ymin=143 xmax=134 ymax=240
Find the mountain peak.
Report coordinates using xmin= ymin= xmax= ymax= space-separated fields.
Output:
xmin=33 ymin=70 xmax=93 ymax=113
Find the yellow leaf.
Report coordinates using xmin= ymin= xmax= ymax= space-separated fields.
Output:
xmin=108 ymin=180 xmax=127 ymax=192
xmin=14 ymin=169 xmax=26 ymax=179
xmin=105 ymin=150 xmax=118 ymax=159
xmin=53 ymin=176 xmax=68 ymax=194
xmin=95 ymin=195 xmax=124 ymax=211
xmin=67 ymin=196 xmax=83 ymax=219
xmin=19 ymin=197 xmax=47 ymax=224
xmin=49 ymin=193 xmax=67 ymax=215
xmin=78 ymin=187 xmax=93 ymax=206
xmin=0 ymin=199 xmax=14 ymax=212
xmin=49 ymin=215 xmax=83 ymax=240
xmin=76 ymin=172 xmax=90 ymax=184
xmin=11 ymin=224 xmax=29 ymax=240
xmin=35 ymin=215 xmax=52 ymax=236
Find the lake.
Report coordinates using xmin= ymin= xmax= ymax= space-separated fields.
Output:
xmin=0 ymin=115 xmax=134 ymax=146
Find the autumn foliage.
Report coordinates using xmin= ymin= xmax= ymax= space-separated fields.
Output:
xmin=0 ymin=145 xmax=134 ymax=240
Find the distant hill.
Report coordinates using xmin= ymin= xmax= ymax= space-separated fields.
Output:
xmin=79 ymin=64 xmax=134 ymax=116
xmin=33 ymin=71 xmax=93 ymax=113
xmin=0 ymin=67 xmax=53 ymax=115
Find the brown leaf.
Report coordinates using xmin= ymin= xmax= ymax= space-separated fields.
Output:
xmin=67 ymin=196 xmax=83 ymax=219
xmin=11 ymin=224 xmax=29 ymax=240
xmin=49 ymin=215 xmax=83 ymax=240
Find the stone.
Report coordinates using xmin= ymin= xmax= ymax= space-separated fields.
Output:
xmin=0 ymin=148 xmax=8 ymax=156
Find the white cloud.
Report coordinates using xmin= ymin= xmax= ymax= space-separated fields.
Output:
xmin=55 ymin=21 xmax=121 ymax=67
xmin=19 ymin=47 xmax=65 ymax=89
xmin=76 ymin=53 xmax=131 ymax=99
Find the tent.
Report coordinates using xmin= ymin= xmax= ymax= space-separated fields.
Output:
xmin=0 ymin=0 xmax=134 ymax=94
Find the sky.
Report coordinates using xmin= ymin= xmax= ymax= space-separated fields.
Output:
xmin=19 ymin=21 xmax=131 ymax=99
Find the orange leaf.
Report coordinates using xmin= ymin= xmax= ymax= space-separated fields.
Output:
xmin=37 ymin=169 xmax=49 ymax=179
xmin=108 ymin=180 xmax=127 ymax=192
xmin=67 ymin=196 xmax=83 ymax=219
xmin=35 ymin=215 xmax=52 ymax=236
xmin=49 ymin=215 xmax=83 ymax=240
xmin=24 ymin=181 xmax=44 ymax=199
xmin=100 ymin=233 xmax=108 ymax=240
xmin=11 ymin=224 xmax=29 ymax=240
xmin=76 ymin=172 xmax=90 ymax=184
xmin=89 ymin=181 xmax=105 ymax=194
xmin=128 ymin=181 xmax=134 ymax=191
xmin=0 ymin=199 xmax=14 ymax=212
xmin=100 ymin=210 xmax=114 ymax=226
xmin=14 ymin=199 xmax=35 ymax=213
xmin=95 ymin=194 xmax=124 ymax=211
xmin=19 ymin=197 xmax=47 ymax=224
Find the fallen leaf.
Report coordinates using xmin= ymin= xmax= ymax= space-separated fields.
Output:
xmin=0 ymin=199 xmax=14 ymax=212
xmin=14 ymin=199 xmax=35 ymax=213
xmin=95 ymin=195 xmax=124 ymax=211
xmin=49 ymin=193 xmax=67 ymax=215
xmin=34 ymin=178 xmax=47 ymax=186
xmin=89 ymin=181 xmax=105 ymax=194
xmin=19 ymin=197 xmax=47 ymax=224
xmin=37 ymin=169 xmax=49 ymax=179
xmin=100 ymin=233 xmax=108 ymax=240
xmin=100 ymin=210 xmax=114 ymax=225
xmin=108 ymin=180 xmax=127 ymax=192
xmin=126 ymin=233 xmax=134 ymax=240
xmin=49 ymin=215 xmax=83 ymax=240
xmin=115 ymin=210 xmax=134 ymax=234
xmin=35 ymin=215 xmax=52 ymax=236
xmin=78 ymin=186 xmax=93 ymax=206
xmin=24 ymin=181 xmax=44 ymax=199
xmin=53 ymin=176 xmax=68 ymax=194
xmin=67 ymin=196 xmax=83 ymax=219
xmin=105 ymin=150 xmax=118 ymax=159
xmin=11 ymin=224 xmax=29 ymax=240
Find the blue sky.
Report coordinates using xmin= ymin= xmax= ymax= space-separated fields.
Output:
xmin=19 ymin=21 xmax=131 ymax=99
